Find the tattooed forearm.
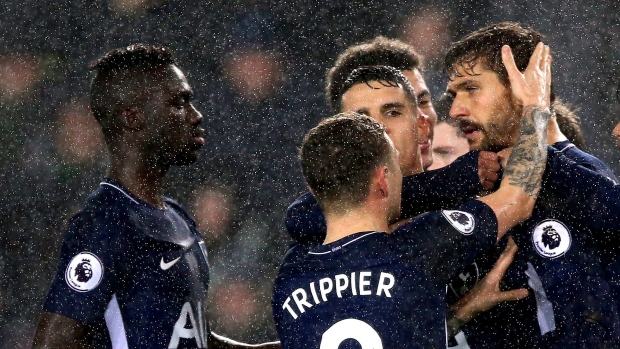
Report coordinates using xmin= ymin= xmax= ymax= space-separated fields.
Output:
xmin=504 ymin=106 xmax=552 ymax=196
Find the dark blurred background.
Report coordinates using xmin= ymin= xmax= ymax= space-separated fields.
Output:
xmin=0 ymin=0 xmax=618 ymax=347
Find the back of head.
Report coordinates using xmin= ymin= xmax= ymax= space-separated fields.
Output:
xmin=336 ymin=65 xmax=418 ymax=113
xmin=553 ymin=99 xmax=585 ymax=150
xmin=444 ymin=22 xmax=552 ymax=103
xmin=327 ymin=36 xmax=422 ymax=113
xmin=90 ymin=44 xmax=177 ymax=145
xmin=300 ymin=113 xmax=391 ymax=214
xmin=434 ymin=93 xmax=461 ymax=129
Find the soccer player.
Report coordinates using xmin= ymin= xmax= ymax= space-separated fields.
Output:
xmin=32 ymin=45 xmax=278 ymax=349
xmin=444 ymin=22 xmax=620 ymax=348
xmin=273 ymin=43 xmax=552 ymax=347
xmin=326 ymin=36 xmax=437 ymax=169
xmin=286 ymin=38 xmax=503 ymax=245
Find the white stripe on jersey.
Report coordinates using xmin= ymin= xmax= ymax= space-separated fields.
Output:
xmin=555 ymin=143 xmax=575 ymax=153
xmin=308 ymin=232 xmax=382 ymax=255
xmin=105 ymin=294 xmax=129 ymax=349
xmin=101 ymin=182 xmax=140 ymax=205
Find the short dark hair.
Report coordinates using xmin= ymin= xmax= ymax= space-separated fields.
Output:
xmin=335 ymin=65 xmax=418 ymax=113
xmin=90 ymin=44 xmax=177 ymax=143
xmin=300 ymin=113 xmax=391 ymax=213
xmin=327 ymin=36 xmax=422 ymax=112
xmin=445 ymin=22 xmax=538 ymax=79
xmin=553 ymin=100 xmax=585 ymax=150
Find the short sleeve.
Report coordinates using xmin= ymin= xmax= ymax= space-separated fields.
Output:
xmin=43 ymin=211 xmax=119 ymax=325
xmin=392 ymin=199 xmax=498 ymax=284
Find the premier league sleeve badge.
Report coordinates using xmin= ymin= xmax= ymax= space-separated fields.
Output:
xmin=65 ymin=252 xmax=104 ymax=292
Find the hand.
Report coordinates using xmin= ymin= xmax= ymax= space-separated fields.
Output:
xmin=478 ymin=151 xmax=501 ymax=190
xmin=502 ymin=42 xmax=552 ymax=111
xmin=497 ymin=148 xmax=512 ymax=168
xmin=449 ymin=237 xmax=528 ymax=324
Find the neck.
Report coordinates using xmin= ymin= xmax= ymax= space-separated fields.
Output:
xmin=108 ymin=151 xmax=169 ymax=209
xmin=546 ymin=117 xmax=567 ymax=145
xmin=323 ymin=206 xmax=389 ymax=244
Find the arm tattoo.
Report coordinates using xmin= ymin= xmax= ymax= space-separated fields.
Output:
xmin=503 ymin=106 xmax=551 ymax=196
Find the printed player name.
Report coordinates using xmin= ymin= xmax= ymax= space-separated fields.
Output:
xmin=282 ymin=271 xmax=395 ymax=320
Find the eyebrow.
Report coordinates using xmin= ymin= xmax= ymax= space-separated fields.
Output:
xmin=417 ymin=89 xmax=431 ymax=100
xmin=446 ymin=79 xmax=474 ymax=97
xmin=380 ymin=102 xmax=406 ymax=111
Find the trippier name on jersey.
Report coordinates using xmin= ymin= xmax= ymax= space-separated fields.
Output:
xmin=282 ymin=271 xmax=395 ymax=320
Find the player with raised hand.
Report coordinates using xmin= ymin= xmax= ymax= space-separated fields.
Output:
xmin=273 ymin=42 xmax=552 ymax=348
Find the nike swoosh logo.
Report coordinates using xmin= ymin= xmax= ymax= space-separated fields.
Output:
xmin=160 ymin=256 xmax=181 ymax=270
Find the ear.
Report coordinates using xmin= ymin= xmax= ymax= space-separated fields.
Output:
xmin=417 ymin=112 xmax=430 ymax=145
xmin=121 ymin=106 xmax=145 ymax=131
xmin=374 ymin=165 xmax=390 ymax=198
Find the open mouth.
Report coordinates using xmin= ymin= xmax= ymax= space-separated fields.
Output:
xmin=460 ymin=123 xmax=482 ymax=140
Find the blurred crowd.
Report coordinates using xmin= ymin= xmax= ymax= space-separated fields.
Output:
xmin=0 ymin=0 xmax=618 ymax=347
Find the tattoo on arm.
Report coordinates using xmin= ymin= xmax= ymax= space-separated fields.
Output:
xmin=503 ymin=106 xmax=552 ymax=196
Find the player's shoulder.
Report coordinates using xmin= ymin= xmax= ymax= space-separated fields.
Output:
xmin=396 ymin=200 xmax=494 ymax=236
xmin=164 ymin=197 xmax=197 ymax=227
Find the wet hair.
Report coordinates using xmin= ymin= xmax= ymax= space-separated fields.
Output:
xmin=444 ymin=22 xmax=555 ymax=103
xmin=90 ymin=44 xmax=177 ymax=143
xmin=336 ymin=65 xmax=418 ymax=113
xmin=327 ymin=36 xmax=422 ymax=112
xmin=300 ymin=112 xmax=391 ymax=214
xmin=552 ymin=99 xmax=585 ymax=150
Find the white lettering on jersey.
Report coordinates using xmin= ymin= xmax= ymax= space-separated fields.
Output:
xmin=282 ymin=272 xmax=396 ymax=320
xmin=168 ymin=302 xmax=206 ymax=348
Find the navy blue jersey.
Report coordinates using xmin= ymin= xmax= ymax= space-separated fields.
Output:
xmin=452 ymin=144 xmax=620 ymax=349
xmin=44 ymin=179 xmax=210 ymax=348
xmin=286 ymin=151 xmax=483 ymax=245
xmin=273 ymin=200 xmax=497 ymax=349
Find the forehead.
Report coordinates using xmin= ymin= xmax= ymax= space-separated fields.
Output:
xmin=402 ymin=69 xmax=428 ymax=92
xmin=149 ymin=65 xmax=191 ymax=96
xmin=446 ymin=63 xmax=501 ymax=90
xmin=341 ymin=81 xmax=410 ymax=110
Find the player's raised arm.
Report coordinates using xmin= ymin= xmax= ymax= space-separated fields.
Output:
xmin=477 ymin=42 xmax=552 ymax=239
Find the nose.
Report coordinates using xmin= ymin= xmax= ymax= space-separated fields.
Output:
xmin=449 ymin=96 xmax=468 ymax=120
xmin=188 ymin=104 xmax=203 ymax=126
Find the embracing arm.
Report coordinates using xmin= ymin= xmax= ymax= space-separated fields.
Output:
xmin=32 ymin=312 xmax=95 ymax=349
xmin=477 ymin=42 xmax=552 ymax=239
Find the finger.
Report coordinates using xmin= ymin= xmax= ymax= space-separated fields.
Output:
xmin=481 ymin=171 xmax=499 ymax=183
xmin=529 ymin=42 xmax=545 ymax=71
xmin=501 ymin=45 xmax=522 ymax=85
xmin=480 ymin=159 xmax=502 ymax=172
xmin=537 ymin=42 xmax=548 ymax=71
xmin=497 ymin=288 xmax=529 ymax=302
xmin=489 ymin=240 xmax=519 ymax=279
xmin=479 ymin=151 xmax=499 ymax=161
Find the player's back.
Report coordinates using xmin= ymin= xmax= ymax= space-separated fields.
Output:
xmin=273 ymin=231 xmax=447 ymax=348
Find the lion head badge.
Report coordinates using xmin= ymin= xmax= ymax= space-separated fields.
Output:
xmin=532 ymin=220 xmax=571 ymax=259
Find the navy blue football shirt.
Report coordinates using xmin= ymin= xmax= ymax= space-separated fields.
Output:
xmin=451 ymin=143 xmax=620 ymax=349
xmin=273 ymin=200 xmax=497 ymax=349
xmin=44 ymin=179 xmax=210 ymax=348
xmin=286 ymin=151 xmax=483 ymax=245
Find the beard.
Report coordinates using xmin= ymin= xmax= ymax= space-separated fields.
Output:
xmin=460 ymin=100 xmax=521 ymax=152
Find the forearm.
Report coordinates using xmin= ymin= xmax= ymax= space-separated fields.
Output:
xmin=479 ymin=106 xmax=551 ymax=238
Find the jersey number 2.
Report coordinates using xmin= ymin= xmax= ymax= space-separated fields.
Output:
xmin=320 ymin=319 xmax=382 ymax=349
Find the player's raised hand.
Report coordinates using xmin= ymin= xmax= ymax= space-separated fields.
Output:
xmin=502 ymin=42 xmax=552 ymax=111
